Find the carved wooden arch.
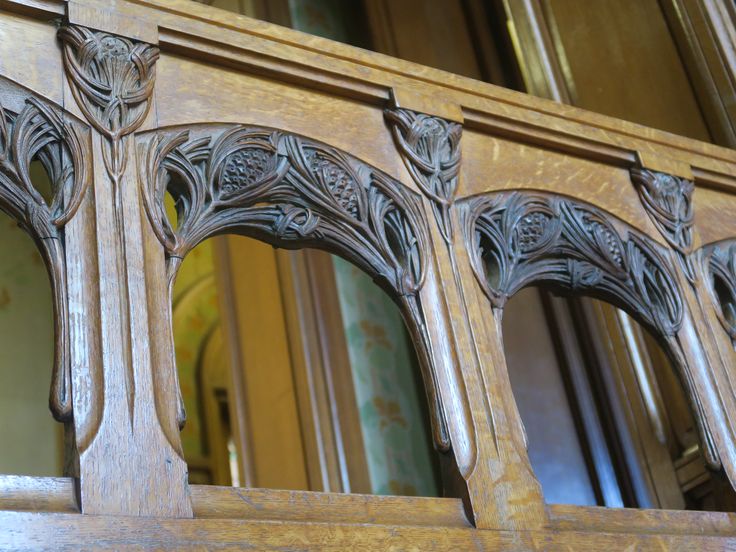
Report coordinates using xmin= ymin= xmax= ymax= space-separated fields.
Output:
xmin=0 ymin=76 xmax=91 ymax=423
xmin=458 ymin=189 xmax=732 ymax=485
xmin=136 ymin=123 xmax=452 ymax=453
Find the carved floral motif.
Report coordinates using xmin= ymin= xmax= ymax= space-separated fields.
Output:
xmin=58 ymin=25 xmax=158 ymax=142
xmin=462 ymin=191 xmax=683 ymax=338
xmin=0 ymin=95 xmax=90 ymax=421
xmin=631 ymin=168 xmax=695 ymax=282
xmin=139 ymin=125 xmax=450 ymax=450
xmin=385 ymin=108 xmax=461 ymax=243
xmin=703 ymin=242 xmax=736 ymax=347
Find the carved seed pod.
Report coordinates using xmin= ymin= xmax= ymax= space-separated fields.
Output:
xmin=58 ymin=25 xmax=159 ymax=141
xmin=385 ymin=107 xmax=461 ymax=243
xmin=463 ymin=191 xmax=682 ymax=338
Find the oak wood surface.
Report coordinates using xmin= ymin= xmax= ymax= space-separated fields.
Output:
xmin=1 ymin=0 xmax=736 ymax=548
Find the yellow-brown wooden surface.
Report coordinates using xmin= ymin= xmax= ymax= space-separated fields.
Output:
xmin=1 ymin=0 xmax=736 ymax=548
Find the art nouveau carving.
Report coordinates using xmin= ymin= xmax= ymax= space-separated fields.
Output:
xmin=0 ymin=92 xmax=90 ymax=421
xmin=462 ymin=191 xmax=683 ymax=338
xmin=385 ymin=108 xmax=461 ymax=243
xmin=58 ymin=25 xmax=158 ymax=155
xmin=59 ymin=23 xmax=161 ymax=429
xmin=139 ymin=124 xmax=450 ymax=450
xmin=631 ymin=168 xmax=695 ymax=282
xmin=703 ymin=241 xmax=736 ymax=347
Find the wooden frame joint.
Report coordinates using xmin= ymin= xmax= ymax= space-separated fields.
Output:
xmin=389 ymin=88 xmax=464 ymax=124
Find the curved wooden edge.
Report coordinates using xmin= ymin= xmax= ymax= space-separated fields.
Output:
xmin=2 ymin=476 xmax=735 ymax=540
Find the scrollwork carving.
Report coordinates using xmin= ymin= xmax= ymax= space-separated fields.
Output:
xmin=631 ymin=168 xmax=695 ymax=283
xmin=385 ymin=108 xmax=461 ymax=244
xmin=703 ymin=242 xmax=736 ymax=348
xmin=139 ymin=124 xmax=450 ymax=450
xmin=0 ymin=94 xmax=91 ymax=421
xmin=462 ymin=191 xmax=683 ymax=338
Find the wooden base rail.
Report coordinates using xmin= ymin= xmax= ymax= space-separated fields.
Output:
xmin=2 ymin=476 xmax=735 ymax=543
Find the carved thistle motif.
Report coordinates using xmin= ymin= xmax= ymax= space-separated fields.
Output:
xmin=139 ymin=125 xmax=450 ymax=450
xmin=0 ymin=95 xmax=91 ymax=421
xmin=385 ymin=108 xmax=461 ymax=244
xmin=631 ymin=168 xmax=695 ymax=282
xmin=462 ymin=192 xmax=683 ymax=338
xmin=703 ymin=242 xmax=736 ymax=348
xmin=58 ymin=25 xmax=158 ymax=180
xmin=58 ymin=25 xmax=158 ymax=141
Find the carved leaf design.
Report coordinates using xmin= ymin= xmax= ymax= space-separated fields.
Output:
xmin=385 ymin=108 xmax=461 ymax=243
xmin=631 ymin=168 xmax=695 ymax=283
xmin=463 ymin=191 xmax=683 ymax=338
xmin=139 ymin=124 xmax=449 ymax=449
xmin=0 ymin=95 xmax=91 ymax=421
xmin=58 ymin=25 xmax=159 ymax=141
xmin=703 ymin=242 xmax=736 ymax=347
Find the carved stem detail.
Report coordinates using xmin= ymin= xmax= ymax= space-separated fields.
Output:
xmin=703 ymin=241 xmax=736 ymax=348
xmin=0 ymin=93 xmax=91 ymax=421
xmin=139 ymin=124 xmax=450 ymax=451
xmin=385 ymin=108 xmax=461 ymax=244
xmin=59 ymin=24 xmax=160 ymax=426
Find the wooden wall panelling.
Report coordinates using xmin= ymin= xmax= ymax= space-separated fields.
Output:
xmin=276 ymin=248 xmax=372 ymax=494
xmin=214 ymin=236 xmax=310 ymax=491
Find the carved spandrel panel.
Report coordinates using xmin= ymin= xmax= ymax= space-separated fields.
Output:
xmin=138 ymin=124 xmax=451 ymax=452
xmin=0 ymin=78 xmax=91 ymax=423
xmin=460 ymin=187 xmax=736 ymax=493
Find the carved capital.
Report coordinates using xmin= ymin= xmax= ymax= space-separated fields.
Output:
xmin=462 ymin=191 xmax=683 ymax=338
xmin=0 ymin=87 xmax=91 ymax=421
xmin=385 ymin=108 xmax=461 ymax=243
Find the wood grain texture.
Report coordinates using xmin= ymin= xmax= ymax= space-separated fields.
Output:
xmin=1 ymin=0 xmax=736 ymax=547
xmin=1 ymin=509 xmax=735 ymax=551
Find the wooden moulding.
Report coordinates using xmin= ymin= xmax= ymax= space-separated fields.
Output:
xmin=2 ymin=475 xmax=735 ymax=542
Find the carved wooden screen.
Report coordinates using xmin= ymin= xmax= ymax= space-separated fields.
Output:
xmin=1 ymin=0 xmax=736 ymax=549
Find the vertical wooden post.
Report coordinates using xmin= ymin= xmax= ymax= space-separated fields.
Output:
xmin=59 ymin=22 xmax=192 ymax=517
xmin=385 ymin=93 xmax=547 ymax=529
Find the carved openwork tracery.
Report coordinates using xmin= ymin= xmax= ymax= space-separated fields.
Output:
xmin=139 ymin=124 xmax=450 ymax=450
xmin=462 ymin=191 xmax=683 ymax=338
xmin=0 ymin=87 xmax=91 ymax=421
xmin=385 ymin=108 xmax=461 ymax=244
